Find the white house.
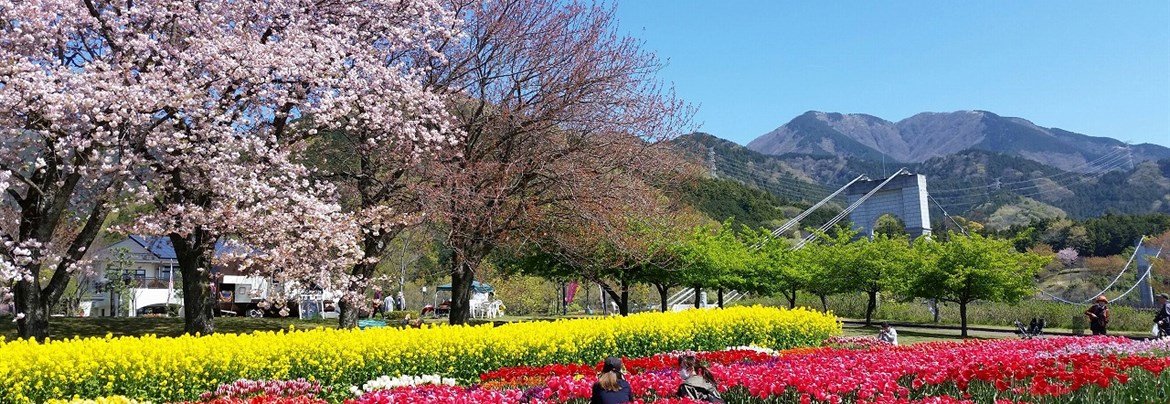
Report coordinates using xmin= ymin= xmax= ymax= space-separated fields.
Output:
xmin=87 ymin=235 xmax=181 ymax=317
xmin=89 ymin=235 xmax=331 ymax=318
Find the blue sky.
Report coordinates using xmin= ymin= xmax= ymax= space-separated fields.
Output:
xmin=614 ymin=1 xmax=1170 ymax=148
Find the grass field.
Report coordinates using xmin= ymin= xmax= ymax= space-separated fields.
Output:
xmin=0 ymin=316 xmax=340 ymax=340
xmin=737 ymin=293 xmax=1162 ymax=333
xmin=2 ymin=312 xmax=989 ymax=345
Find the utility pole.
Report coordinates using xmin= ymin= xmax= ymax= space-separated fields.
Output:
xmin=708 ymin=146 xmax=717 ymax=178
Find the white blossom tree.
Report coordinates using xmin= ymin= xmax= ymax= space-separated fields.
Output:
xmin=1 ymin=0 xmax=460 ymax=337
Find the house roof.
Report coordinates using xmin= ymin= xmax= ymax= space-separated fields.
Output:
xmin=437 ymin=281 xmax=494 ymax=293
xmin=127 ymin=235 xmax=238 ymax=260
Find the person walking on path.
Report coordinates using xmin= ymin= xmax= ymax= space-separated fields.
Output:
xmin=1084 ymin=295 xmax=1110 ymax=336
xmin=372 ymin=290 xmax=385 ymax=319
xmin=590 ymin=356 xmax=633 ymax=404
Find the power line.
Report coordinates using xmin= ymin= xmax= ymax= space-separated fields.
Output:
xmin=711 ymin=161 xmax=840 ymax=203
xmin=927 ymin=155 xmax=1131 ymax=206
xmin=929 ymin=148 xmax=1131 ymax=196
xmin=710 ymin=156 xmax=849 ymax=202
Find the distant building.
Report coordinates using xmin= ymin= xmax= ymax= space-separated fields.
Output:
xmin=87 ymin=236 xmax=274 ymax=317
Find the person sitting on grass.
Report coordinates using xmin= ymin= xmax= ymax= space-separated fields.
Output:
xmin=878 ymin=322 xmax=898 ymax=345
xmin=677 ymin=355 xmax=724 ymax=403
xmin=591 ymin=356 xmax=633 ymax=404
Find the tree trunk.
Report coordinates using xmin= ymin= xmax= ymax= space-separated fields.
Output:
xmin=783 ymin=287 xmax=797 ymax=309
xmin=561 ymin=282 xmax=568 ymax=316
xmin=172 ymin=232 xmax=216 ymax=335
xmin=339 ymin=262 xmax=377 ymax=329
xmin=338 ymin=253 xmax=379 ymax=329
xmin=445 ymin=228 xmax=491 ymax=324
xmin=13 ymin=280 xmax=49 ymax=341
xmin=11 ymin=169 xmax=117 ymax=341
xmin=959 ymin=301 xmax=968 ymax=338
xmin=930 ymin=299 xmax=940 ymax=323
xmin=447 ymin=262 xmax=476 ymax=324
xmin=693 ymin=285 xmax=702 ymax=309
xmin=598 ymin=280 xmax=629 ymax=316
xmin=717 ymin=288 xmax=724 ymax=308
xmin=819 ymin=294 xmax=828 ymax=312
xmin=619 ymin=278 xmax=629 ymax=316
xmin=865 ymin=290 xmax=878 ymax=326
xmin=339 ymin=300 xmax=361 ymax=328
xmin=654 ymin=283 xmax=669 ymax=312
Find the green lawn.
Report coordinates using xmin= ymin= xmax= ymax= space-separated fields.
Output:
xmin=0 ymin=316 xmax=341 ymax=340
xmin=841 ymin=324 xmax=992 ymax=345
xmin=0 ymin=314 xmax=1099 ymax=344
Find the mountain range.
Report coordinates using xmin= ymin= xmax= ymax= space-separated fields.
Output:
xmin=746 ymin=110 xmax=1170 ymax=173
xmin=670 ymin=111 xmax=1170 ymax=230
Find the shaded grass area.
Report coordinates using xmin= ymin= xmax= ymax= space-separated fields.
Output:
xmin=0 ymin=316 xmax=340 ymax=340
xmin=3 ymin=311 xmax=1132 ymax=344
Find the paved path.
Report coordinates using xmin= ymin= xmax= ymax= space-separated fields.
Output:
xmin=840 ymin=319 xmax=1152 ymax=341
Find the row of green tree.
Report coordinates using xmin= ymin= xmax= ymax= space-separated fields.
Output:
xmin=497 ymin=215 xmax=1048 ymax=337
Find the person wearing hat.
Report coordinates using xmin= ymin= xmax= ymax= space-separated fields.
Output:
xmin=1155 ymin=293 xmax=1170 ymax=338
xmin=1084 ymin=295 xmax=1110 ymax=336
xmin=591 ymin=356 xmax=633 ymax=404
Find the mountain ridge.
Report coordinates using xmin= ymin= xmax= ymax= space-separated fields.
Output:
xmin=673 ymin=132 xmax=1170 ymax=230
xmin=746 ymin=110 xmax=1170 ymax=173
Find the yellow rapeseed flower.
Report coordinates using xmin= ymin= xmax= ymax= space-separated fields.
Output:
xmin=0 ymin=306 xmax=837 ymax=403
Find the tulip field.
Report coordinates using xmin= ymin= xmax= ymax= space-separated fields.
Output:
xmin=0 ymin=306 xmax=837 ymax=403
xmin=6 ymin=308 xmax=1170 ymax=404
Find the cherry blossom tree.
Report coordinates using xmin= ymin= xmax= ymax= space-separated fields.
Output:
xmin=415 ymin=0 xmax=690 ymax=324
xmin=1 ymin=0 xmax=148 ymax=340
xmin=416 ymin=0 xmax=687 ymax=323
xmin=2 ymin=0 xmax=460 ymax=336
xmin=303 ymin=127 xmax=454 ymax=328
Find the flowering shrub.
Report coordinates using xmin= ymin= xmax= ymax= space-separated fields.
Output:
xmin=348 ymin=385 xmax=531 ymax=403
xmin=823 ymin=335 xmax=891 ymax=350
xmin=45 ymin=397 xmax=149 ymax=404
xmin=348 ymin=374 xmax=457 ymax=396
xmin=196 ymin=379 xmax=324 ymax=401
xmin=0 ymin=306 xmax=837 ymax=403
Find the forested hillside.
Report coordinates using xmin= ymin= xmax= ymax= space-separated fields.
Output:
xmin=676 ymin=177 xmax=840 ymax=231
xmin=672 ymin=133 xmax=1170 ymax=232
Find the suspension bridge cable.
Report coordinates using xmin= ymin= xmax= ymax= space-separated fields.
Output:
xmin=1107 ymin=246 xmax=1163 ymax=302
xmin=709 ymin=153 xmax=848 ymax=194
xmin=763 ymin=174 xmax=867 ymax=242
xmin=796 ymin=168 xmax=909 ymax=249
xmin=927 ymin=193 xmax=968 ymax=237
xmin=710 ymin=163 xmax=842 ymax=203
xmin=1036 ymin=238 xmax=1145 ymax=304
